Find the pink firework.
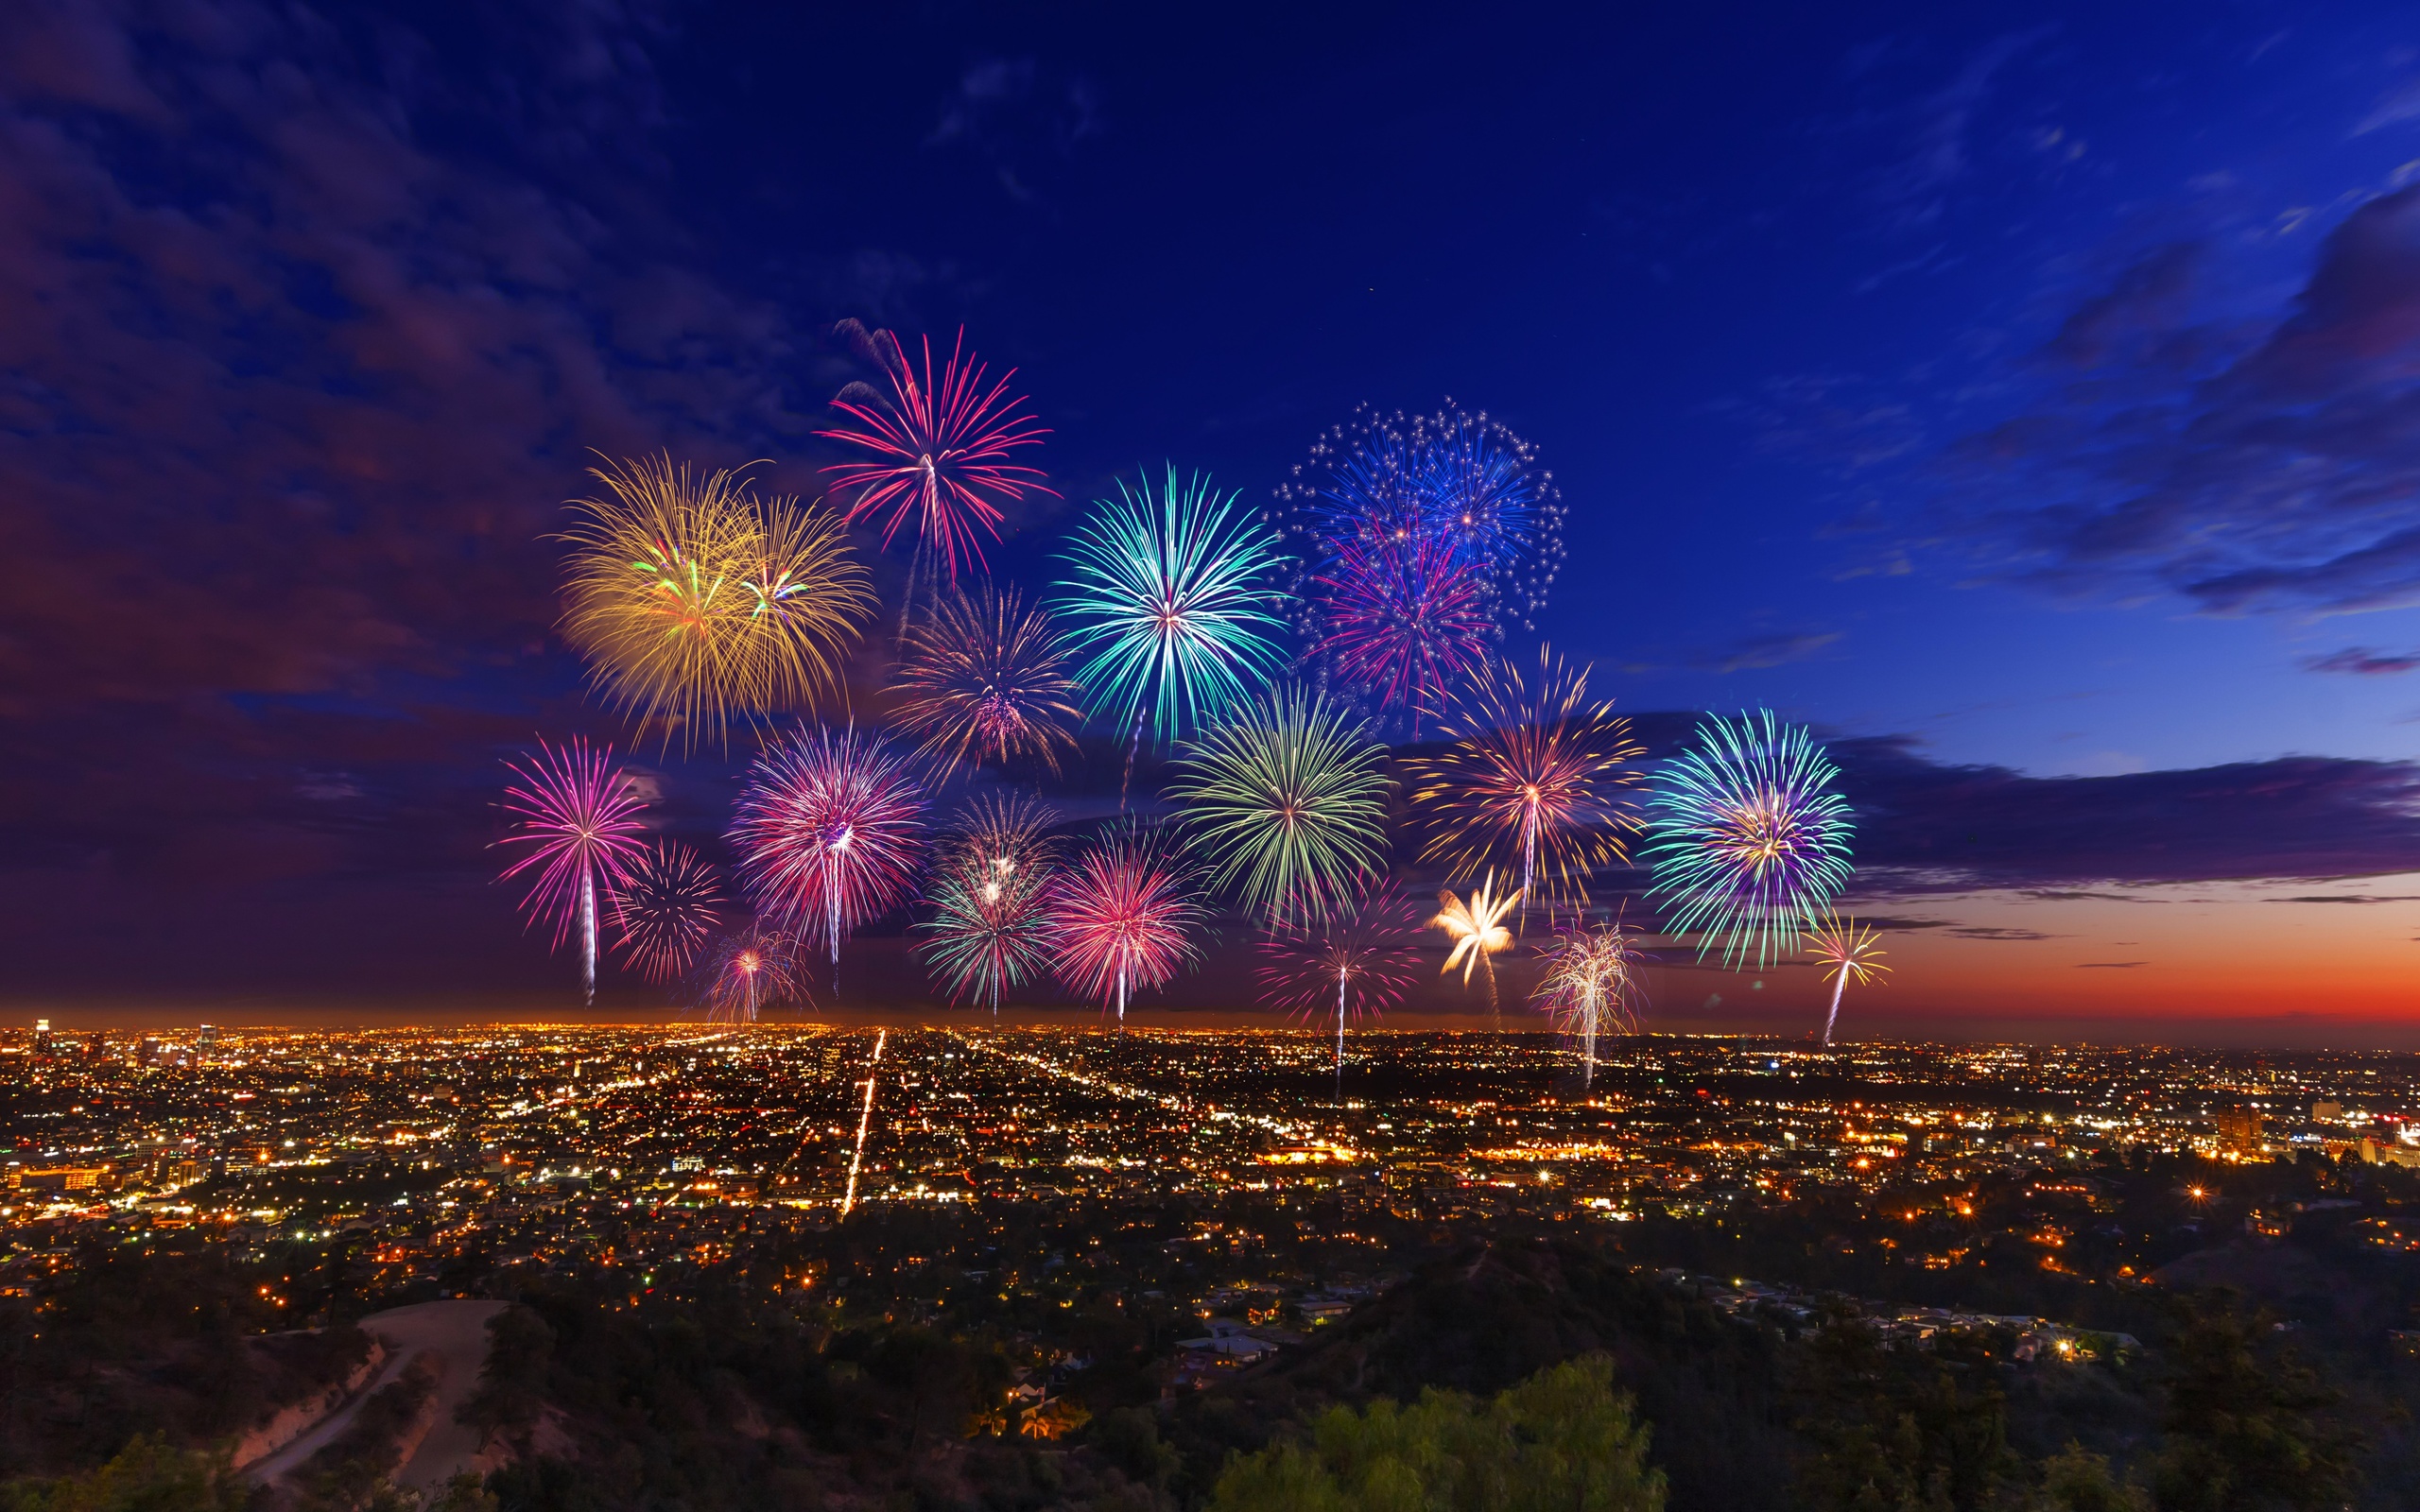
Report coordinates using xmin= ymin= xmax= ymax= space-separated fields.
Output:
xmin=497 ymin=738 xmax=651 ymax=1004
xmin=818 ymin=326 xmax=1057 ymax=587
xmin=700 ymin=926 xmax=804 ymax=1024
xmin=1255 ymin=888 xmax=1423 ymax=1077
xmin=731 ymin=724 xmax=926 ymax=987
xmin=610 ymin=840 xmax=724 ymax=984
xmin=1053 ymin=827 xmax=1203 ymax=1022
xmin=1312 ymin=532 xmax=1491 ymax=730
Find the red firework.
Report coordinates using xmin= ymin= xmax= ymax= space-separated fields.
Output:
xmin=1052 ymin=828 xmax=1203 ymax=1022
xmin=700 ymin=926 xmax=804 ymax=1024
xmin=1255 ymin=888 xmax=1424 ymax=1074
xmin=730 ymin=724 xmax=926 ymax=981
xmin=817 ymin=327 xmax=1056 ymax=581
xmin=610 ymin=840 xmax=724 ymax=984
xmin=1312 ymin=532 xmax=1491 ymax=728
xmin=496 ymin=738 xmax=652 ymax=1004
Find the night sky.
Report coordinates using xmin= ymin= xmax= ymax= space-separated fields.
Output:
xmin=9 ymin=1 xmax=2420 ymax=1043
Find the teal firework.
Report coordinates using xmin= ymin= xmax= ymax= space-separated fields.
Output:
xmin=1642 ymin=710 xmax=1854 ymax=968
xmin=1051 ymin=468 xmax=1289 ymax=747
xmin=1166 ymin=686 xmax=1392 ymax=930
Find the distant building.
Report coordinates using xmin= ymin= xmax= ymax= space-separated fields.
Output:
xmin=32 ymin=1020 xmax=51 ymax=1055
xmin=2312 ymin=1100 xmax=2343 ymax=1123
xmin=2212 ymin=1109 xmax=2263 ymax=1148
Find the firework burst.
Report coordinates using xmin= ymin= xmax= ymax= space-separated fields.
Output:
xmin=731 ymin=724 xmax=927 ymax=984
xmin=1053 ymin=469 xmax=1289 ymax=753
xmin=496 ymin=738 xmax=651 ymax=1004
xmin=1255 ymin=889 xmax=1422 ymax=1076
xmin=895 ymin=581 xmax=1082 ymax=778
xmin=916 ymin=796 xmax=1063 ymax=1013
xmin=1052 ymin=826 xmax=1203 ymax=1022
xmin=1404 ymin=647 xmax=1642 ymax=926
xmin=1310 ymin=532 xmax=1491 ymax=731
xmin=610 ymin=841 xmax=723 ymax=984
xmin=559 ymin=454 xmax=873 ymax=751
xmin=1434 ymin=870 xmax=1522 ymax=1011
xmin=699 ymin=926 xmax=804 ymax=1024
xmin=819 ymin=325 xmax=1055 ymax=629
xmin=1166 ymin=686 xmax=1392 ymax=931
xmin=1531 ymin=919 xmax=1647 ymax=1086
xmin=1807 ymin=914 xmax=1891 ymax=1047
xmin=1642 ymin=709 xmax=1856 ymax=969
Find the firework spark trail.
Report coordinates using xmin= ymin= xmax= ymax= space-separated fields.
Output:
xmin=497 ymin=738 xmax=652 ymax=1004
xmin=1807 ymin=915 xmax=1891 ymax=1047
xmin=611 ymin=841 xmax=724 ymax=984
xmin=895 ymin=581 xmax=1082 ymax=778
xmin=1435 ymin=870 xmax=1522 ymax=1020
xmin=1166 ymin=686 xmax=1392 ymax=932
xmin=1404 ymin=647 xmax=1641 ymax=929
xmin=559 ymin=455 xmax=873 ymax=751
xmin=1643 ymin=710 xmax=1856 ymax=969
xmin=700 ymin=926 xmax=804 ymax=1024
xmin=1052 ymin=469 xmax=1289 ymax=784
xmin=1532 ymin=919 xmax=1648 ymax=1087
xmin=841 ymin=1029 xmax=886 ymax=1218
xmin=1254 ymin=889 xmax=1421 ymax=1082
xmin=732 ymin=725 xmax=926 ymax=989
xmin=1053 ymin=826 xmax=1203 ymax=1022
xmin=916 ymin=797 xmax=1062 ymax=1014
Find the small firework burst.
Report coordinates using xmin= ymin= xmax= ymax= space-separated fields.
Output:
xmin=1310 ymin=532 xmax=1491 ymax=731
xmin=730 ymin=724 xmax=927 ymax=981
xmin=916 ymin=795 xmax=1063 ymax=1013
xmin=1052 ymin=825 xmax=1203 ymax=1021
xmin=699 ymin=926 xmax=804 ymax=1023
xmin=610 ymin=841 xmax=724 ymax=984
xmin=1434 ymin=870 xmax=1522 ymax=1009
xmin=895 ymin=581 xmax=1082 ymax=777
xmin=1806 ymin=914 xmax=1890 ymax=1046
xmin=496 ymin=737 xmax=652 ymax=1004
xmin=1531 ymin=918 xmax=1648 ymax=1085
xmin=1255 ymin=888 xmax=1423 ymax=1074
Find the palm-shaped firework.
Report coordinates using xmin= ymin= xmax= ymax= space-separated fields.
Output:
xmin=610 ymin=840 xmax=724 ymax=984
xmin=1405 ymin=647 xmax=1641 ymax=928
xmin=699 ymin=926 xmax=804 ymax=1024
xmin=895 ymin=581 xmax=1082 ymax=778
xmin=1255 ymin=889 xmax=1422 ymax=1078
xmin=1532 ymin=919 xmax=1647 ymax=1087
xmin=818 ymin=324 xmax=1056 ymax=622
xmin=1643 ymin=709 xmax=1855 ymax=969
xmin=730 ymin=724 xmax=927 ymax=988
xmin=1806 ymin=914 xmax=1890 ymax=1047
xmin=1052 ymin=825 xmax=1203 ymax=1022
xmin=1052 ymin=469 xmax=1289 ymax=762
xmin=1166 ymin=686 xmax=1392 ymax=932
xmin=496 ymin=738 xmax=652 ymax=1004
xmin=1435 ymin=870 xmax=1522 ymax=1014
xmin=916 ymin=796 xmax=1063 ymax=1014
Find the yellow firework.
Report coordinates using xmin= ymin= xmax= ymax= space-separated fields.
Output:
xmin=560 ymin=455 xmax=874 ymax=749
xmin=1806 ymin=913 xmax=1891 ymax=1046
xmin=1435 ymin=870 xmax=1522 ymax=1007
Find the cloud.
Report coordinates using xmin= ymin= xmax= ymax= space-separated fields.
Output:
xmin=2304 ymin=647 xmax=2420 ymax=675
xmin=2075 ymin=961 xmax=2148 ymax=969
xmin=1691 ymin=630 xmax=1843 ymax=674
xmin=2354 ymin=77 xmax=2420 ymax=136
xmin=1945 ymin=926 xmax=2060 ymax=940
xmin=2271 ymin=894 xmax=2420 ymax=904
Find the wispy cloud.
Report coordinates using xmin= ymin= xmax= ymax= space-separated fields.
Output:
xmin=2304 ymin=647 xmax=2420 ymax=675
xmin=1692 ymin=630 xmax=1842 ymax=674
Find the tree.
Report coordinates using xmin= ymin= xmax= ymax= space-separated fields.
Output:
xmin=1207 ymin=1355 xmax=1665 ymax=1512
xmin=0 ymin=1435 xmax=247 ymax=1512
xmin=2152 ymin=1295 xmax=2359 ymax=1512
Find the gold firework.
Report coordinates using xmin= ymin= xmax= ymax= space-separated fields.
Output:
xmin=894 ymin=581 xmax=1081 ymax=777
xmin=1806 ymin=913 xmax=1890 ymax=1046
xmin=560 ymin=455 xmax=874 ymax=749
xmin=1435 ymin=870 xmax=1522 ymax=1005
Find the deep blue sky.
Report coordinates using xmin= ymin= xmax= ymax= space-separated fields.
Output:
xmin=9 ymin=1 xmax=2420 ymax=1038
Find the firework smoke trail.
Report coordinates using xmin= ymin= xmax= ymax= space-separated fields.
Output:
xmin=700 ymin=926 xmax=804 ymax=1024
xmin=559 ymin=455 xmax=874 ymax=751
xmin=611 ymin=841 xmax=724 ymax=984
xmin=732 ymin=725 xmax=927 ymax=990
xmin=1166 ymin=686 xmax=1392 ymax=932
xmin=895 ymin=582 xmax=1082 ymax=778
xmin=1404 ymin=647 xmax=1641 ymax=930
xmin=1254 ymin=889 xmax=1421 ymax=1085
xmin=1434 ymin=871 xmax=1522 ymax=1021
xmin=1310 ymin=533 xmax=1491 ymax=734
xmin=1532 ymin=919 xmax=1647 ymax=1088
xmin=841 ymin=1029 xmax=886 ymax=1218
xmin=497 ymin=738 xmax=652 ymax=1004
xmin=1643 ymin=710 xmax=1856 ymax=969
xmin=819 ymin=324 xmax=1055 ymax=632
xmin=1806 ymin=915 xmax=1890 ymax=1046
xmin=916 ymin=796 xmax=1062 ymax=1014
xmin=1053 ymin=827 xmax=1203 ymax=1022
xmin=1052 ymin=469 xmax=1288 ymax=792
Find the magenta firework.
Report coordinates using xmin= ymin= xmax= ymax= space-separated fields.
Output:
xmin=496 ymin=738 xmax=651 ymax=1004
xmin=730 ymin=724 xmax=927 ymax=985
xmin=700 ymin=926 xmax=804 ymax=1024
xmin=1311 ymin=531 xmax=1491 ymax=730
xmin=1254 ymin=888 xmax=1424 ymax=1076
xmin=1053 ymin=827 xmax=1202 ymax=1022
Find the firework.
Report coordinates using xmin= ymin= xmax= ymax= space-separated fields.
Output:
xmin=1404 ymin=647 xmax=1642 ymax=926
xmin=842 ymin=1029 xmax=885 ymax=1218
xmin=1310 ymin=532 xmax=1491 ymax=731
xmin=1053 ymin=826 xmax=1203 ymax=1022
xmin=496 ymin=738 xmax=651 ymax=1004
xmin=1166 ymin=686 xmax=1392 ymax=931
xmin=1642 ymin=710 xmax=1856 ymax=969
xmin=1434 ymin=870 xmax=1522 ymax=1009
xmin=559 ymin=455 xmax=874 ymax=750
xmin=1807 ymin=915 xmax=1891 ymax=1047
xmin=895 ymin=581 xmax=1082 ymax=777
xmin=699 ymin=926 xmax=804 ymax=1024
xmin=819 ymin=326 xmax=1055 ymax=622
xmin=1053 ymin=469 xmax=1289 ymax=753
xmin=1254 ymin=888 xmax=1423 ymax=1077
xmin=610 ymin=841 xmax=723 ymax=984
xmin=731 ymin=724 xmax=927 ymax=984
xmin=917 ymin=797 xmax=1063 ymax=1013
xmin=1531 ymin=919 xmax=1647 ymax=1086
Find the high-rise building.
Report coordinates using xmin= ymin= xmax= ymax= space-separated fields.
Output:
xmin=32 ymin=1020 xmax=51 ymax=1055
xmin=197 ymin=1023 xmax=218 ymax=1051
